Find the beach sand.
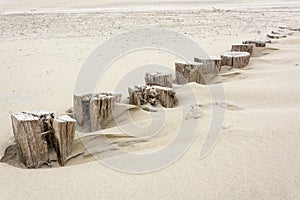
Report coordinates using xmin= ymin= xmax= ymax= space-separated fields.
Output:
xmin=0 ymin=0 xmax=300 ymax=199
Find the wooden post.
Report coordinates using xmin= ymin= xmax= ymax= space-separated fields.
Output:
xmin=279 ymin=26 xmax=300 ymax=31
xmin=267 ymin=33 xmax=286 ymax=39
xmin=152 ymin=86 xmax=177 ymax=108
xmin=128 ymin=85 xmax=177 ymax=108
xmin=194 ymin=56 xmax=221 ymax=73
xmin=221 ymin=52 xmax=251 ymax=68
xmin=11 ymin=112 xmax=48 ymax=168
xmin=231 ymin=44 xmax=254 ymax=55
xmin=145 ymin=72 xmax=173 ymax=88
xmin=243 ymin=38 xmax=271 ymax=47
xmin=128 ymin=86 xmax=143 ymax=107
xmin=89 ymin=95 xmax=116 ymax=132
xmin=73 ymin=93 xmax=92 ymax=128
xmin=98 ymin=92 xmax=122 ymax=103
xmin=175 ymin=62 xmax=206 ymax=84
xmin=74 ymin=92 xmax=122 ymax=131
xmin=53 ymin=115 xmax=76 ymax=166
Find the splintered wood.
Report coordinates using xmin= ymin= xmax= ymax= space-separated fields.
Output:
xmin=53 ymin=115 xmax=76 ymax=166
xmin=175 ymin=62 xmax=206 ymax=84
xmin=194 ymin=56 xmax=221 ymax=73
xmin=221 ymin=52 xmax=251 ymax=68
xmin=231 ymin=44 xmax=254 ymax=55
xmin=73 ymin=92 xmax=122 ymax=132
xmin=145 ymin=72 xmax=173 ymax=88
xmin=128 ymin=85 xmax=177 ymax=108
xmin=11 ymin=111 xmax=76 ymax=168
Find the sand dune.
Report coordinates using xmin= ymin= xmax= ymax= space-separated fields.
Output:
xmin=0 ymin=1 xmax=300 ymax=199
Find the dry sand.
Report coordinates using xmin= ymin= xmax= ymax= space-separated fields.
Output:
xmin=0 ymin=0 xmax=300 ymax=199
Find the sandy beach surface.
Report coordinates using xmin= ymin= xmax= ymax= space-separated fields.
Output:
xmin=0 ymin=0 xmax=300 ymax=199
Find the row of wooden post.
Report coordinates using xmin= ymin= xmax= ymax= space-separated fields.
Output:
xmin=11 ymin=27 xmax=290 ymax=168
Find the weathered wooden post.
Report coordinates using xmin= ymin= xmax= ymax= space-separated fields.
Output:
xmin=231 ymin=44 xmax=254 ymax=55
xmin=53 ymin=115 xmax=76 ymax=166
xmin=243 ymin=38 xmax=271 ymax=47
xmin=194 ymin=56 xmax=221 ymax=73
xmin=74 ymin=92 xmax=121 ymax=132
xmin=89 ymin=94 xmax=121 ymax=132
xmin=73 ymin=93 xmax=92 ymax=128
xmin=128 ymin=85 xmax=177 ymax=108
xmin=221 ymin=52 xmax=251 ymax=68
xmin=175 ymin=62 xmax=206 ymax=84
xmin=152 ymin=86 xmax=177 ymax=108
xmin=144 ymin=72 xmax=173 ymax=88
xmin=267 ymin=32 xmax=287 ymax=39
xmin=11 ymin=112 xmax=50 ymax=168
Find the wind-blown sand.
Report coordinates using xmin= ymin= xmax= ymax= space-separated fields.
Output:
xmin=0 ymin=0 xmax=300 ymax=199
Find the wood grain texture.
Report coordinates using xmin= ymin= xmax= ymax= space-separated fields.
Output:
xmin=11 ymin=113 xmax=48 ymax=168
xmin=53 ymin=115 xmax=76 ymax=166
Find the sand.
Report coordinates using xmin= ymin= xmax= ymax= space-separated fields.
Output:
xmin=0 ymin=0 xmax=300 ymax=199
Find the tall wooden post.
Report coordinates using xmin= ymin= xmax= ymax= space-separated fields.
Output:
xmin=53 ymin=115 xmax=76 ymax=166
xmin=11 ymin=112 xmax=49 ymax=168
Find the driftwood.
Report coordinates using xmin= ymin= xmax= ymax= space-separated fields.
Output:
xmin=11 ymin=112 xmax=50 ymax=168
xmin=194 ymin=56 xmax=221 ymax=73
xmin=128 ymin=85 xmax=177 ymax=108
xmin=175 ymin=62 xmax=206 ymax=84
xmin=53 ymin=115 xmax=76 ymax=166
xmin=242 ymin=38 xmax=271 ymax=47
xmin=89 ymin=95 xmax=115 ymax=132
xmin=267 ymin=33 xmax=287 ymax=39
xmin=221 ymin=52 xmax=251 ymax=68
xmin=144 ymin=72 xmax=173 ymax=88
xmin=74 ymin=92 xmax=121 ymax=131
xmin=231 ymin=44 xmax=254 ymax=55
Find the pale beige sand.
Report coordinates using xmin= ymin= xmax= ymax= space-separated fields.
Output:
xmin=0 ymin=1 xmax=300 ymax=199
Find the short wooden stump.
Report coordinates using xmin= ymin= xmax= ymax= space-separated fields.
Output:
xmin=221 ymin=52 xmax=251 ymax=68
